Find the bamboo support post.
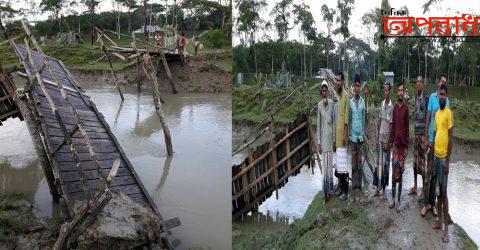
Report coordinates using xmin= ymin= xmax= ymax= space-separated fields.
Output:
xmin=131 ymin=32 xmax=173 ymax=156
xmin=270 ymin=137 xmax=279 ymax=200
xmin=247 ymin=146 xmax=257 ymax=211
xmin=96 ymin=31 xmax=124 ymax=101
xmin=241 ymin=161 xmax=250 ymax=208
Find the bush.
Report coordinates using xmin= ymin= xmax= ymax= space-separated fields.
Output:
xmin=199 ymin=29 xmax=230 ymax=49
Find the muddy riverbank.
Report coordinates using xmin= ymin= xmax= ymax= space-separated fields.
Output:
xmin=71 ymin=55 xmax=231 ymax=93
xmin=0 ymin=193 xmax=57 ymax=249
xmin=233 ymin=191 xmax=477 ymax=249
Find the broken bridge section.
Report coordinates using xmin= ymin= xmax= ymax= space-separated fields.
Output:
xmin=232 ymin=114 xmax=316 ymax=220
xmin=0 ymin=70 xmax=22 ymax=125
xmin=4 ymin=41 xmax=179 ymax=247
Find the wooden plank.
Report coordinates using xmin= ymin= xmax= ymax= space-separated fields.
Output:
xmin=58 ymin=159 xmax=126 ymax=172
xmin=0 ymin=109 xmax=19 ymax=120
xmin=60 ymin=166 xmax=130 ymax=182
xmin=247 ymin=147 xmax=257 ymax=211
xmin=64 ymin=175 xmax=137 ymax=193
xmin=270 ymin=138 xmax=279 ymax=200
xmin=69 ymin=189 xmax=145 ymax=204
xmin=55 ymin=152 xmax=122 ymax=162
xmin=43 ymin=116 xmax=104 ymax=128
xmin=47 ymin=129 xmax=110 ymax=140
xmin=46 ymin=122 xmax=108 ymax=133
xmin=285 ymin=128 xmax=292 ymax=172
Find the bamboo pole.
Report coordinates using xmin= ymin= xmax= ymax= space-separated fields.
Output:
xmin=131 ymin=32 xmax=173 ymax=156
xmin=96 ymin=31 xmax=125 ymax=101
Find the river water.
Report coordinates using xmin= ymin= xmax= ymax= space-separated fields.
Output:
xmin=0 ymin=84 xmax=231 ymax=249
xmin=234 ymin=143 xmax=480 ymax=246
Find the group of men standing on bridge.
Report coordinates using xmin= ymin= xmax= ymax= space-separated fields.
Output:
xmin=316 ymin=72 xmax=453 ymax=243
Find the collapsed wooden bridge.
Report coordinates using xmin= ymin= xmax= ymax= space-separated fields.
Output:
xmin=0 ymin=22 xmax=179 ymax=248
xmin=232 ymin=114 xmax=315 ymax=220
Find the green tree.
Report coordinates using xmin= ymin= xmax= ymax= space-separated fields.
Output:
xmin=0 ymin=0 xmax=18 ymax=39
xmin=117 ymin=0 xmax=136 ymax=34
xmin=236 ymin=0 xmax=267 ymax=77
xmin=333 ymin=0 xmax=354 ymax=73
xmin=271 ymin=0 xmax=293 ymax=71
xmin=293 ymin=2 xmax=316 ymax=78
xmin=40 ymin=0 xmax=65 ymax=32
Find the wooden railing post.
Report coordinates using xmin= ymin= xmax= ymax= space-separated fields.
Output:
xmin=247 ymin=146 xmax=257 ymax=212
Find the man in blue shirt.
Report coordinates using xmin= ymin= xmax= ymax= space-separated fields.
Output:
xmin=421 ymin=74 xmax=449 ymax=218
xmin=349 ymin=74 xmax=366 ymax=204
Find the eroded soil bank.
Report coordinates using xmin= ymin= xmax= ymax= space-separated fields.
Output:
xmin=72 ymin=54 xmax=231 ymax=93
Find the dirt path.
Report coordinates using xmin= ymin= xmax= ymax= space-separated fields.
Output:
xmin=365 ymin=189 xmax=475 ymax=249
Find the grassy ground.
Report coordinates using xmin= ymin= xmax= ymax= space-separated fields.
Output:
xmin=233 ymin=83 xmax=480 ymax=142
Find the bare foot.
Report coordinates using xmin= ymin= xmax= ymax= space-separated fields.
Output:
xmin=442 ymin=233 xmax=449 ymax=243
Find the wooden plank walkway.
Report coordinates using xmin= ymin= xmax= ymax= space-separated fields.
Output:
xmin=232 ymin=114 xmax=315 ymax=220
xmin=11 ymin=42 xmax=160 ymax=218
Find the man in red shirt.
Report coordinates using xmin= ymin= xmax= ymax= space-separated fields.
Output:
xmin=389 ymin=82 xmax=409 ymax=212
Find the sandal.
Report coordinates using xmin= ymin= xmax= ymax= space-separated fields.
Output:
xmin=408 ymin=187 xmax=417 ymax=195
xmin=432 ymin=220 xmax=441 ymax=230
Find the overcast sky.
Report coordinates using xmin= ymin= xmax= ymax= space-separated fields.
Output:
xmin=232 ymin=0 xmax=480 ymax=47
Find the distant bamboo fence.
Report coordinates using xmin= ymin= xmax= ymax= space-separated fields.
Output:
xmin=232 ymin=114 xmax=314 ymax=220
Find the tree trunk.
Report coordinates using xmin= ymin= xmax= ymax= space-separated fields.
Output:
xmin=252 ymin=34 xmax=257 ymax=79
xmin=424 ymin=48 xmax=427 ymax=85
xmin=90 ymin=2 xmax=94 ymax=45
xmin=128 ymin=10 xmax=131 ymax=34
xmin=143 ymin=0 xmax=148 ymax=42
xmin=407 ymin=42 xmax=410 ymax=83
xmin=303 ymin=39 xmax=306 ymax=79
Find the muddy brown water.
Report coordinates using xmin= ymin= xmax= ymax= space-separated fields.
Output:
xmin=0 ymin=84 xmax=231 ymax=249
xmin=233 ymin=138 xmax=480 ymax=246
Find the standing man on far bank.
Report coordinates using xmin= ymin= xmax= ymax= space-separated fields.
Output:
xmin=334 ymin=72 xmax=350 ymax=201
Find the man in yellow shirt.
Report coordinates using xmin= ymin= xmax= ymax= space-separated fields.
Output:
xmin=432 ymin=84 xmax=453 ymax=243
xmin=334 ymin=72 xmax=350 ymax=200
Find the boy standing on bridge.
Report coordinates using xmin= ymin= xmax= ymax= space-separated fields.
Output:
xmin=432 ymin=84 xmax=453 ymax=243
xmin=334 ymin=72 xmax=350 ymax=201
xmin=389 ymin=83 xmax=409 ymax=212
xmin=374 ymin=82 xmax=393 ymax=199
xmin=349 ymin=75 xmax=366 ymax=204
xmin=317 ymin=81 xmax=335 ymax=203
